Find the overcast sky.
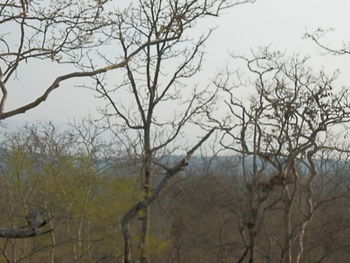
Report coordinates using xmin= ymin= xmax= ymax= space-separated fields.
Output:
xmin=3 ymin=0 xmax=350 ymax=129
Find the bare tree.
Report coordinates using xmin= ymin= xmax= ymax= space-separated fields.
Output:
xmin=305 ymin=28 xmax=350 ymax=56
xmin=0 ymin=0 xmax=188 ymax=121
xmin=217 ymin=49 xmax=350 ymax=263
xmin=92 ymin=0 xmax=256 ymax=262
xmin=0 ymin=0 xmax=210 ymax=240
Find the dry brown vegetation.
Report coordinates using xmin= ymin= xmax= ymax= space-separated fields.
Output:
xmin=1 ymin=1 xmax=350 ymax=263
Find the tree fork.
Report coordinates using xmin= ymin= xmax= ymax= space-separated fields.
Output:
xmin=121 ymin=128 xmax=215 ymax=263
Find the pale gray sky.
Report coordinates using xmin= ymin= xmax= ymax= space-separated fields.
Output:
xmin=3 ymin=0 xmax=350 ymax=128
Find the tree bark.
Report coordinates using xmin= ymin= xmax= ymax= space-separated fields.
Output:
xmin=140 ymin=150 xmax=152 ymax=263
xmin=0 ymin=227 xmax=52 ymax=239
xmin=0 ymin=208 xmax=52 ymax=239
xmin=121 ymin=129 xmax=215 ymax=263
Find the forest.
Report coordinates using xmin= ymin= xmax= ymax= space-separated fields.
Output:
xmin=1 ymin=0 xmax=350 ymax=262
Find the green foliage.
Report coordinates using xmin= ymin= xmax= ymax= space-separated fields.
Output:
xmin=0 ymin=144 xmax=139 ymax=262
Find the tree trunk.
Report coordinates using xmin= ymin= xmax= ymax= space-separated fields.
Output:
xmin=120 ymin=129 xmax=214 ymax=263
xmin=140 ymin=161 xmax=152 ymax=263
xmin=140 ymin=205 xmax=151 ymax=263
xmin=283 ymin=196 xmax=292 ymax=263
